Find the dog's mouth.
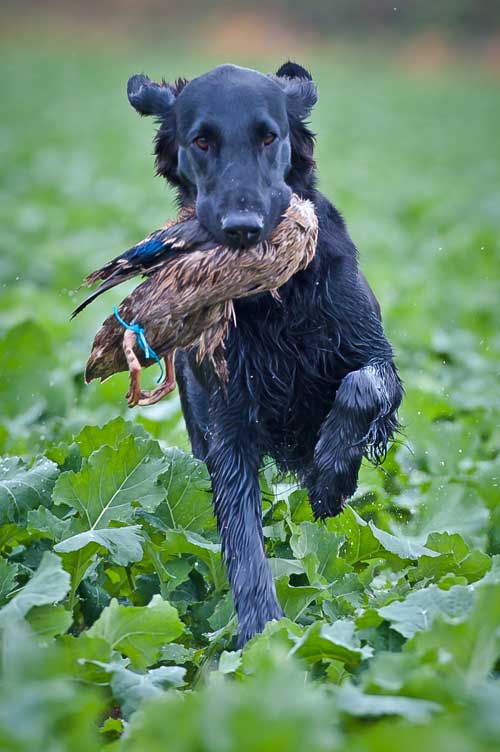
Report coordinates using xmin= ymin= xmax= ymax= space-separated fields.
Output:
xmin=194 ymin=190 xmax=293 ymax=252
xmin=196 ymin=215 xmax=272 ymax=251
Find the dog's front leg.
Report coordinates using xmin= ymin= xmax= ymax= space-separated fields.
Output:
xmin=307 ymin=360 xmax=403 ymax=519
xmin=206 ymin=421 xmax=283 ymax=646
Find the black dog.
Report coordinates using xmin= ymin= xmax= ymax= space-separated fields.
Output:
xmin=127 ymin=61 xmax=403 ymax=645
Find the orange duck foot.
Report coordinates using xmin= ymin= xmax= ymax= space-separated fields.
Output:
xmin=122 ymin=329 xmax=176 ymax=407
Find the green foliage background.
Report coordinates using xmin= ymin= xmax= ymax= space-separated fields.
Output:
xmin=0 ymin=40 xmax=499 ymax=750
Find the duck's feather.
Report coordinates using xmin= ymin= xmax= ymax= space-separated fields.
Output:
xmin=71 ymin=210 xmax=214 ymax=318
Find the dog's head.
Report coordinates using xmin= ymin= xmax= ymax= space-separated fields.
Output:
xmin=127 ymin=62 xmax=317 ymax=249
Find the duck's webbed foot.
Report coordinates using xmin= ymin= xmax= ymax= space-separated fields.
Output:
xmin=122 ymin=330 xmax=176 ymax=408
xmin=123 ymin=329 xmax=143 ymax=407
xmin=136 ymin=353 xmax=176 ymax=406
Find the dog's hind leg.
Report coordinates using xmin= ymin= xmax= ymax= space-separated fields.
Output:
xmin=307 ymin=360 xmax=403 ymax=518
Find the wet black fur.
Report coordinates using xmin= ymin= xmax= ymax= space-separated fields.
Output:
xmin=128 ymin=61 xmax=403 ymax=645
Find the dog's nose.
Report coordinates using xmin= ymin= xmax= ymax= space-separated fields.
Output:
xmin=221 ymin=213 xmax=264 ymax=248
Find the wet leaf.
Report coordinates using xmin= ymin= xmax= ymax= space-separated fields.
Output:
xmin=290 ymin=619 xmax=373 ymax=666
xmin=53 ymin=435 xmax=166 ymax=526
xmin=54 ymin=525 xmax=144 ymax=566
xmin=378 ymin=584 xmax=473 ymax=638
xmin=0 ymin=456 xmax=59 ymax=525
xmin=335 ymin=682 xmax=440 ymax=722
xmin=0 ymin=551 xmax=70 ymax=625
xmin=87 ymin=595 xmax=184 ymax=669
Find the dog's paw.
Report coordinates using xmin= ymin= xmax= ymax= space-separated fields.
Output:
xmin=307 ymin=463 xmax=359 ymax=519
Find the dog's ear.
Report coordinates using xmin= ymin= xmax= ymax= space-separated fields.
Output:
xmin=127 ymin=74 xmax=191 ymax=188
xmin=274 ymin=61 xmax=317 ymax=120
xmin=273 ymin=62 xmax=317 ymax=186
xmin=127 ymin=74 xmax=176 ymax=118
xmin=276 ymin=61 xmax=312 ymax=81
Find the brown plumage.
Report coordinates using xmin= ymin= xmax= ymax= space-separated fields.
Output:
xmin=83 ymin=194 xmax=318 ymax=406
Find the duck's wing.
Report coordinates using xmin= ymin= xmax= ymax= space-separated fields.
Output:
xmin=71 ymin=217 xmax=213 ymax=318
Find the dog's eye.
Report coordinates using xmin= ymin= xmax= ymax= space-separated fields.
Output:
xmin=262 ymin=132 xmax=277 ymax=146
xmin=194 ymin=136 xmax=209 ymax=152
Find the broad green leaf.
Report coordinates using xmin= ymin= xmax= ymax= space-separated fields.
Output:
xmin=52 ymin=437 xmax=161 ymax=579
xmin=275 ymin=576 xmax=326 ymax=621
xmin=335 ymin=682 xmax=440 ymax=722
xmin=0 ymin=556 xmax=18 ymax=605
xmin=55 ymin=525 xmax=144 ymax=566
xmin=138 ymin=557 xmax=192 ymax=602
xmin=240 ymin=619 xmax=303 ymax=672
xmin=27 ymin=505 xmax=72 ymax=540
xmin=378 ymin=584 xmax=473 ymax=638
xmin=0 ymin=456 xmax=59 ymax=525
xmin=100 ymin=716 xmax=124 ymax=739
xmin=26 ymin=604 xmax=72 ymax=639
xmin=437 ymin=573 xmax=468 ymax=590
xmin=59 ymin=633 xmax=113 ymax=685
xmin=0 ymin=551 xmax=70 ymax=626
xmin=207 ymin=592 xmax=234 ymax=631
xmin=290 ymin=619 xmax=373 ymax=665
xmin=328 ymin=507 xmax=435 ymax=566
xmin=87 ymin=595 xmax=184 ymax=669
xmin=290 ymin=522 xmax=346 ymax=584
xmin=427 ymin=531 xmax=470 ymax=558
xmin=269 ymin=558 xmax=306 ymax=578
xmin=408 ymin=583 xmax=500 ymax=682
xmin=104 ymin=662 xmax=186 ymax=718
xmin=53 ymin=435 xmax=166 ymax=527
xmin=328 ymin=572 xmax=365 ymax=612
xmin=45 ymin=440 xmax=82 ymax=472
xmin=413 ymin=532 xmax=491 ymax=584
xmin=356 ymin=607 xmax=384 ymax=630
xmin=361 ymin=650 xmax=424 ymax=693
xmin=455 ymin=549 xmax=493 ymax=582
xmin=328 ymin=507 xmax=385 ymax=564
xmin=367 ymin=518 xmax=439 ymax=560
xmin=160 ymin=643 xmax=197 ymax=664
xmin=158 ymin=529 xmax=225 ymax=591
xmin=74 ymin=417 xmax=148 ymax=458
xmin=219 ymin=649 xmax=242 ymax=674
xmin=60 ymin=545 xmax=100 ymax=609
xmin=289 ymin=489 xmax=314 ymax=523
xmin=263 ymin=520 xmax=287 ymax=541
xmin=0 ymin=523 xmax=25 ymax=550
xmin=163 ymin=529 xmax=221 ymax=558
xmin=78 ymin=580 xmax=111 ymax=626
xmin=158 ymin=447 xmax=215 ymax=532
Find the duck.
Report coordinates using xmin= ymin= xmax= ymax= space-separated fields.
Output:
xmin=73 ymin=194 xmax=318 ymax=407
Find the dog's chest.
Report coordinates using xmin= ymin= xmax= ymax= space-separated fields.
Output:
xmin=228 ymin=294 xmax=341 ymax=430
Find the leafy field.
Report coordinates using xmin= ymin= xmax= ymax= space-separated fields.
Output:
xmin=1 ymin=43 xmax=499 ymax=751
